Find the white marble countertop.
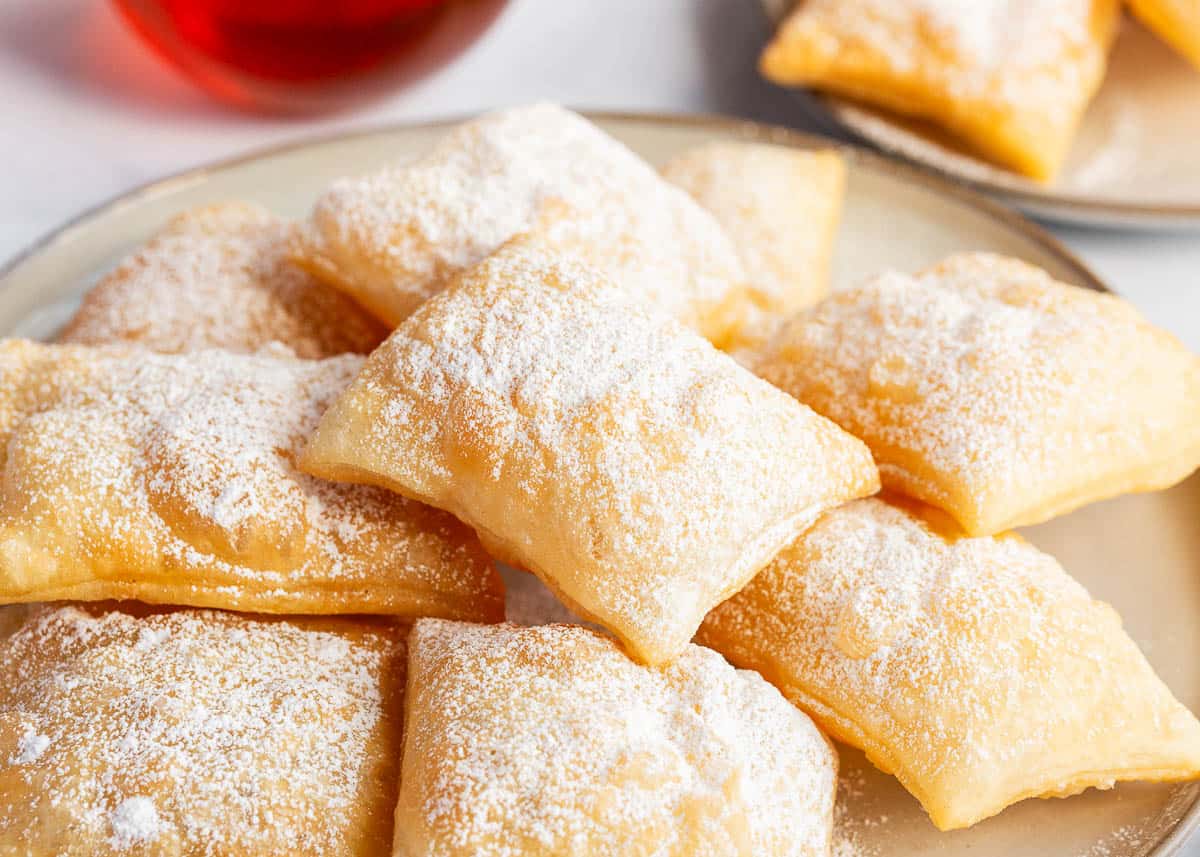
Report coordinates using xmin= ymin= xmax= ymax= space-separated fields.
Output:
xmin=1 ymin=0 xmax=1198 ymax=354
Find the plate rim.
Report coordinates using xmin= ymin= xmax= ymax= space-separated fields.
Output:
xmin=2 ymin=108 xmax=1195 ymax=856
xmin=0 ymin=110 xmax=1108 ymax=295
xmin=822 ymin=95 xmax=1200 ymax=226
xmin=757 ymin=0 xmax=1200 ymax=228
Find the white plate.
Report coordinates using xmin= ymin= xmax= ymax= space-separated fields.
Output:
xmin=1 ymin=113 xmax=1197 ymax=857
xmin=760 ymin=1 xmax=1200 ymax=230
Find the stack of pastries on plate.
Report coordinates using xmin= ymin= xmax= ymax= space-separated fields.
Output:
xmin=2 ymin=104 xmax=1200 ymax=856
xmin=761 ymin=0 xmax=1200 ymax=181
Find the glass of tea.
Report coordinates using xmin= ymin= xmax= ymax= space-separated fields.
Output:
xmin=112 ymin=0 xmax=509 ymax=113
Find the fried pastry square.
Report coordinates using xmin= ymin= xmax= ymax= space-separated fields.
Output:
xmin=661 ymin=142 xmax=846 ymax=348
xmin=396 ymin=619 xmax=837 ymax=857
xmin=1129 ymin=0 xmax=1200 ymax=68
xmin=755 ymin=253 xmax=1200 ymax=536
xmin=302 ymin=239 xmax=878 ymax=665
xmin=59 ymin=202 xmax=386 ymax=357
xmin=291 ymin=103 xmax=750 ymax=345
xmin=0 ymin=339 xmax=502 ymax=621
xmin=696 ymin=497 xmax=1200 ymax=830
xmin=760 ymin=0 xmax=1120 ymax=180
xmin=0 ymin=604 xmax=405 ymax=855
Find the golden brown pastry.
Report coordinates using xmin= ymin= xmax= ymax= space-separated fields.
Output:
xmin=1128 ymin=0 xmax=1200 ymax=68
xmin=661 ymin=142 xmax=846 ymax=348
xmin=395 ymin=619 xmax=838 ymax=857
xmin=59 ymin=202 xmax=386 ymax=357
xmin=303 ymin=238 xmax=878 ymax=665
xmin=754 ymin=253 xmax=1200 ymax=536
xmin=290 ymin=103 xmax=750 ymax=346
xmin=0 ymin=604 xmax=405 ymax=855
xmin=696 ymin=497 xmax=1200 ymax=831
xmin=760 ymin=0 xmax=1121 ymax=180
xmin=0 ymin=339 xmax=502 ymax=621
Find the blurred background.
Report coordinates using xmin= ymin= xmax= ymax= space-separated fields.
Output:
xmin=0 ymin=0 xmax=1197 ymax=349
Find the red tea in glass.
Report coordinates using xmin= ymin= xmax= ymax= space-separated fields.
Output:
xmin=113 ymin=0 xmax=508 ymax=112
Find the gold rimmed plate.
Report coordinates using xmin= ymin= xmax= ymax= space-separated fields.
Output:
xmin=0 ymin=112 xmax=1197 ymax=856
xmin=760 ymin=1 xmax=1200 ymax=230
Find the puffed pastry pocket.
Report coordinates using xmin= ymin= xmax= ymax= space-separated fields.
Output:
xmin=759 ymin=0 xmax=1120 ymax=180
xmin=661 ymin=142 xmax=846 ymax=350
xmin=302 ymin=237 xmax=878 ymax=665
xmin=0 ymin=340 xmax=503 ymax=622
xmin=696 ymin=497 xmax=1200 ymax=830
xmin=754 ymin=253 xmax=1200 ymax=536
xmin=59 ymin=201 xmax=386 ymax=357
xmin=290 ymin=103 xmax=751 ymax=346
xmin=394 ymin=619 xmax=838 ymax=857
xmin=0 ymin=604 xmax=406 ymax=856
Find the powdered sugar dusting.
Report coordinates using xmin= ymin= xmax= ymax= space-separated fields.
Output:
xmin=10 ymin=729 xmax=49 ymax=765
xmin=755 ymin=253 xmax=1200 ymax=534
xmin=398 ymin=620 xmax=837 ymax=856
xmin=0 ymin=605 xmax=405 ymax=854
xmin=904 ymin=0 xmax=1085 ymax=68
xmin=135 ymin=625 xmax=170 ymax=650
xmin=775 ymin=0 xmax=1104 ymax=106
xmin=1073 ymin=823 xmax=1149 ymax=857
xmin=58 ymin=202 xmax=385 ymax=358
xmin=109 ymin=797 xmax=163 ymax=848
xmin=296 ymin=103 xmax=746 ymax=339
xmin=0 ymin=340 xmax=500 ymax=619
xmin=698 ymin=497 xmax=1200 ymax=828
xmin=306 ymin=239 xmax=876 ymax=663
xmin=830 ymin=766 xmax=882 ymax=857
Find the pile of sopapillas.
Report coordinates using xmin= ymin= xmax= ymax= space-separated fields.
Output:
xmin=2 ymin=103 xmax=1200 ymax=856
